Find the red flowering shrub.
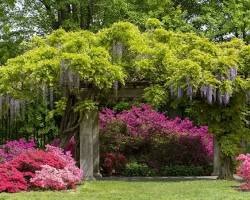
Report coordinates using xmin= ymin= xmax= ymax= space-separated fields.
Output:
xmin=64 ymin=136 xmax=76 ymax=158
xmin=0 ymin=163 xmax=28 ymax=193
xmin=10 ymin=149 xmax=66 ymax=181
xmin=101 ymin=153 xmax=127 ymax=175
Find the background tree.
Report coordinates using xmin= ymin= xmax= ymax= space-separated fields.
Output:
xmin=190 ymin=0 xmax=250 ymax=42
xmin=2 ymin=0 xmax=250 ymax=65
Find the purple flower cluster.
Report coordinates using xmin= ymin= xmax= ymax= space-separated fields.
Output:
xmin=100 ymin=104 xmax=214 ymax=157
xmin=0 ymin=138 xmax=36 ymax=163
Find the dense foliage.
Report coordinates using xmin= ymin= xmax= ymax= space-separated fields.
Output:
xmin=100 ymin=105 xmax=213 ymax=176
xmin=0 ymin=139 xmax=83 ymax=193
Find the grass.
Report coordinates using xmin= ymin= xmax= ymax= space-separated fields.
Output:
xmin=0 ymin=180 xmax=250 ymax=200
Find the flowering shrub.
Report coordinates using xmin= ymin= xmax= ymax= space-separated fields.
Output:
xmin=236 ymin=154 xmax=250 ymax=190
xmin=100 ymin=104 xmax=214 ymax=176
xmin=30 ymin=165 xmax=67 ymax=190
xmin=30 ymin=145 xmax=83 ymax=190
xmin=10 ymin=149 xmax=66 ymax=181
xmin=0 ymin=163 xmax=28 ymax=193
xmin=100 ymin=104 xmax=213 ymax=157
xmin=101 ymin=152 xmax=127 ymax=175
xmin=42 ymin=145 xmax=83 ymax=186
xmin=50 ymin=136 xmax=76 ymax=157
xmin=0 ymin=138 xmax=36 ymax=163
xmin=64 ymin=136 xmax=76 ymax=157
xmin=0 ymin=139 xmax=83 ymax=192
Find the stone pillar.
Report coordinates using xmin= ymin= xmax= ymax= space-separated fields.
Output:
xmin=92 ymin=110 xmax=101 ymax=177
xmin=212 ymin=137 xmax=220 ymax=176
xmin=79 ymin=110 xmax=100 ymax=180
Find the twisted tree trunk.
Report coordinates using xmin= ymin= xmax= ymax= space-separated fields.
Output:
xmin=217 ymin=143 xmax=234 ymax=180
xmin=60 ymin=93 xmax=80 ymax=148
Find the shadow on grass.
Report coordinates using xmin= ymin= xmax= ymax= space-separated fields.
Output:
xmin=95 ymin=176 xmax=219 ymax=183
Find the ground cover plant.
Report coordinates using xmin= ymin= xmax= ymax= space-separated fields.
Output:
xmin=99 ymin=104 xmax=214 ymax=176
xmin=0 ymin=139 xmax=83 ymax=193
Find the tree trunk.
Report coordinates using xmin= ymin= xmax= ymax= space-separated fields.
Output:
xmin=217 ymin=144 xmax=234 ymax=180
xmin=212 ymin=137 xmax=220 ymax=176
xmin=80 ymin=2 xmax=85 ymax=29
xmin=86 ymin=0 xmax=94 ymax=29
xmin=60 ymin=93 xmax=80 ymax=148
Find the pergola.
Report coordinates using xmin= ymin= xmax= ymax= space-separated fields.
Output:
xmin=78 ymin=82 xmax=220 ymax=179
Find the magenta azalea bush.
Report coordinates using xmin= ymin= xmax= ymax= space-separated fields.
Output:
xmin=99 ymin=104 xmax=214 ymax=176
xmin=0 ymin=138 xmax=36 ymax=163
xmin=100 ymin=104 xmax=213 ymax=157
xmin=0 ymin=139 xmax=83 ymax=193
xmin=236 ymin=154 xmax=250 ymax=190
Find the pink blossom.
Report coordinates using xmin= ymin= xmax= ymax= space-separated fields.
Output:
xmin=100 ymin=104 xmax=214 ymax=158
xmin=236 ymin=154 xmax=250 ymax=190
xmin=30 ymin=145 xmax=83 ymax=190
xmin=0 ymin=138 xmax=36 ymax=163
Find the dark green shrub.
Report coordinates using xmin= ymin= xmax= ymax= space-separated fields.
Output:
xmin=147 ymin=134 xmax=211 ymax=168
xmin=122 ymin=162 xmax=156 ymax=177
xmin=160 ymin=165 xmax=213 ymax=176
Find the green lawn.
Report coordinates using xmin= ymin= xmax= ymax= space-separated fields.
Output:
xmin=0 ymin=180 xmax=249 ymax=200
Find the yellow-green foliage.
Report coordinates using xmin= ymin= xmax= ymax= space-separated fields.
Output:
xmin=0 ymin=22 xmax=248 ymax=100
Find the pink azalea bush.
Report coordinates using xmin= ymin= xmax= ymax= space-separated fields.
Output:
xmin=0 ymin=138 xmax=36 ymax=163
xmin=236 ymin=154 xmax=250 ymax=190
xmin=30 ymin=145 xmax=83 ymax=190
xmin=100 ymin=104 xmax=213 ymax=157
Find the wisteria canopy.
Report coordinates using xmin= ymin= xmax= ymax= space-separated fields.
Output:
xmin=0 ymin=22 xmax=248 ymax=107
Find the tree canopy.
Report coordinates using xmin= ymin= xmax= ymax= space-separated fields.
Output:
xmin=1 ymin=0 xmax=250 ymax=65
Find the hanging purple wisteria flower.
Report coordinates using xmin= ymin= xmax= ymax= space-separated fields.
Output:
xmin=212 ymin=88 xmax=217 ymax=102
xmin=200 ymin=85 xmax=208 ymax=98
xmin=207 ymin=85 xmax=213 ymax=104
xmin=177 ymin=87 xmax=183 ymax=98
xmin=186 ymin=78 xmax=192 ymax=100
xmin=170 ymin=84 xmax=174 ymax=97
xmin=228 ymin=67 xmax=237 ymax=81
xmin=217 ymin=90 xmax=223 ymax=105
xmin=222 ymin=92 xmax=230 ymax=105
xmin=187 ymin=85 xmax=193 ymax=100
